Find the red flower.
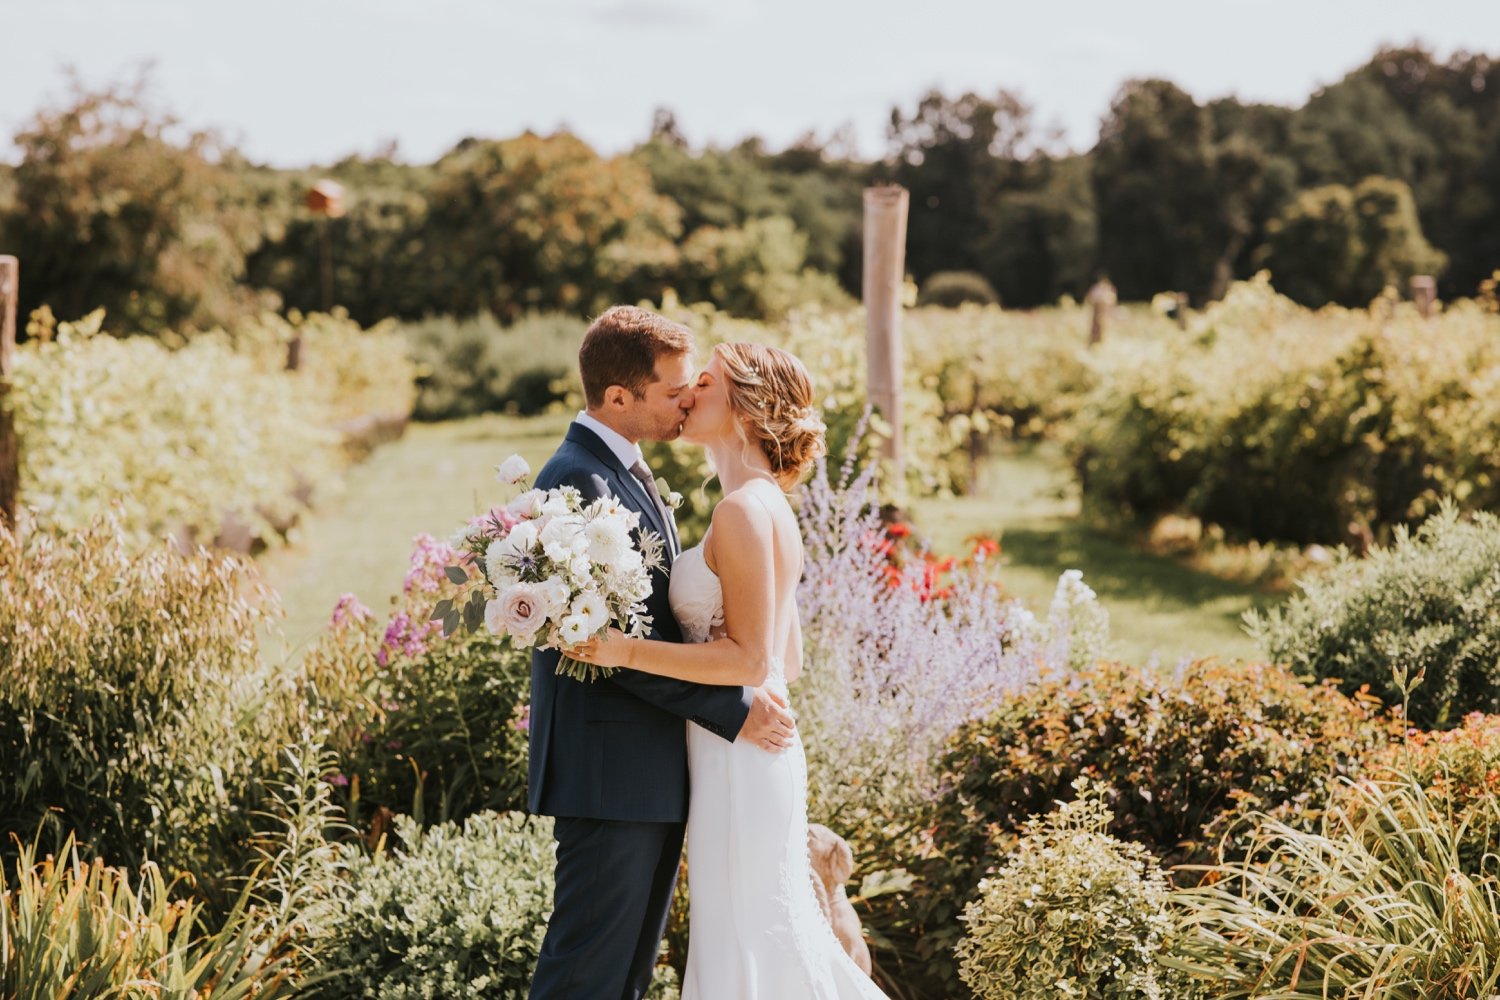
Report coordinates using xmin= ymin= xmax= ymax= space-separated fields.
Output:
xmin=886 ymin=523 xmax=912 ymax=539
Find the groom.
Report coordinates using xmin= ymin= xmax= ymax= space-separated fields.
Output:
xmin=527 ymin=306 xmax=797 ymax=999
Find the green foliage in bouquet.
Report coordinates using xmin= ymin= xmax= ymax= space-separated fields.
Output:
xmin=956 ymin=783 xmax=1193 ymax=1000
xmin=401 ymin=311 xmax=585 ymax=421
xmin=1249 ymin=503 xmax=1500 ymax=728
xmin=311 ymin=811 xmax=553 ymax=1000
xmin=8 ymin=309 xmax=340 ymax=548
xmin=0 ymin=514 xmax=302 ymax=887
xmin=1168 ymin=774 xmax=1500 ymax=998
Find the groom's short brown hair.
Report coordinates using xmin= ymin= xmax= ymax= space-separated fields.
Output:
xmin=578 ymin=306 xmax=695 ymax=408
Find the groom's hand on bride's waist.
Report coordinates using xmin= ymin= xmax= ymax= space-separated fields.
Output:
xmin=740 ymin=687 xmax=796 ymax=754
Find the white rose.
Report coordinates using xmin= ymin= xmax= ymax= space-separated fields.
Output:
xmin=495 ymin=455 xmax=531 ymax=484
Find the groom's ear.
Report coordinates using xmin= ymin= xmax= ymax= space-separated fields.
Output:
xmin=601 ymin=384 xmax=631 ymax=410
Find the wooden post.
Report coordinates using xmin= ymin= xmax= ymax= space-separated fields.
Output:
xmin=0 ymin=255 xmax=18 ymax=530
xmin=1175 ymin=291 xmax=1190 ymax=330
xmin=1085 ymin=275 xmax=1116 ymax=347
xmin=1410 ymin=275 xmax=1437 ymax=318
xmin=862 ymin=185 xmax=908 ymax=483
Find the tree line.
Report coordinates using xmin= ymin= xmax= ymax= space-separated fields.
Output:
xmin=1 ymin=45 xmax=1495 ymax=336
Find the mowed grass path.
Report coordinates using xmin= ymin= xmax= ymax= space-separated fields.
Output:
xmin=263 ymin=416 xmax=1276 ymax=666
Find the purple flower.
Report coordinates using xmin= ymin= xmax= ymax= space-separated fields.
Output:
xmin=380 ymin=612 xmax=440 ymax=663
xmin=513 ymin=703 xmax=531 ymax=733
xmin=324 ymin=773 xmax=350 ymax=787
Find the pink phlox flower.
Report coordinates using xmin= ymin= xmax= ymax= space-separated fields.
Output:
xmin=403 ymin=533 xmax=461 ymax=594
xmin=379 ymin=612 xmax=440 ymax=664
xmin=330 ymin=592 xmax=374 ymax=629
xmin=514 ymin=703 xmax=531 ymax=733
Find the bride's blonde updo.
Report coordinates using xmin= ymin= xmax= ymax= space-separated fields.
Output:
xmin=715 ymin=342 xmax=827 ymax=489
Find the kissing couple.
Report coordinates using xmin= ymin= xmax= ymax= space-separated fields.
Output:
xmin=526 ymin=306 xmax=887 ymax=999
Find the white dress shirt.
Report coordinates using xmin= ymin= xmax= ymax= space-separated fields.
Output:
xmin=575 ymin=410 xmax=645 ymax=470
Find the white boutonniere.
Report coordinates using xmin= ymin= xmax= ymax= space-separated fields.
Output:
xmin=654 ymin=476 xmax=685 ymax=511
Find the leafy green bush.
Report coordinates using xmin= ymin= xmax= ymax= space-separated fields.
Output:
xmin=917 ymin=270 xmax=999 ymax=308
xmin=229 ymin=309 xmax=418 ymax=425
xmin=300 ymin=534 xmax=531 ymax=827
xmin=313 ymin=811 xmax=552 ymax=1000
xmin=1248 ymin=503 xmax=1500 ymax=728
xmin=956 ymin=784 xmax=1189 ymax=1000
xmin=1169 ymin=774 xmax=1500 ymax=998
xmin=402 ymin=311 xmax=584 ymax=421
xmin=1073 ymin=275 xmax=1500 ymax=545
xmin=9 ymin=309 xmax=342 ymax=548
xmin=0 ymin=514 xmax=300 ymax=885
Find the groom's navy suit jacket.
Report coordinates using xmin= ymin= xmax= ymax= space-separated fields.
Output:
xmin=527 ymin=422 xmax=753 ymax=823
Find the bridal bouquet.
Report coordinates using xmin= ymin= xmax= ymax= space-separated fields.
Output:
xmin=433 ymin=454 xmax=665 ymax=681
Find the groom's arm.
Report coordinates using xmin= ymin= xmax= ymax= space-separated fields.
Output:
xmin=542 ymin=465 xmax=753 ymax=742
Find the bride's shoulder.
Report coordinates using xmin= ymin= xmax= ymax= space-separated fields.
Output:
xmin=709 ymin=488 xmax=775 ymax=536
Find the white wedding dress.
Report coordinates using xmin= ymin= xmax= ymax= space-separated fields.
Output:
xmin=669 ymin=542 xmax=888 ymax=1000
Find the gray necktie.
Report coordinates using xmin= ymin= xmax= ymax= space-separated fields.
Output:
xmin=628 ymin=459 xmax=677 ymax=556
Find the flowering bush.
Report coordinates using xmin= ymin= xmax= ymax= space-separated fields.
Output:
xmin=1248 ymin=502 xmax=1500 ymax=728
xmin=956 ymin=784 xmax=1190 ymax=1000
xmin=300 ymin=534 xmax=532 ymax=827
xmin=792 ymin=445 xmax=1112 ymax=995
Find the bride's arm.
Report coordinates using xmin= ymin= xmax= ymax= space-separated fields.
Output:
xmin=569 ymin=495 xmax=778 ymax=687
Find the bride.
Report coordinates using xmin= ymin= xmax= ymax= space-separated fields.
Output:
xmin=568 ymin=342 xmax=887 ymax=999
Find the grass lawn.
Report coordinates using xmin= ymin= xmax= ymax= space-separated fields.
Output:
xmin=262 ymin=416 xmax=1279 ymax=667
xmin=261 ymin=412 xmax=573 ymax=658
xmin=913 ymin=441 xmax=1276 ymax=665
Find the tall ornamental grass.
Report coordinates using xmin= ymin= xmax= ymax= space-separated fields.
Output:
xmin=1169 ymin=774 xmax=1500 ymax=998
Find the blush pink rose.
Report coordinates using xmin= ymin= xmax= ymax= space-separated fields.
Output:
xmin=487 ymin=583 xmax=548 ymax=642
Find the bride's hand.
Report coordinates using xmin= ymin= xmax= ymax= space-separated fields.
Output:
xmin=564 ymin=627 xmax=633 ymax=668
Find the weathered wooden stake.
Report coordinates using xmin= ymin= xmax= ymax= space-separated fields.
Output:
xmin=1410 ymin=275 xmax=1437 ymax=318
xmin=862 ymin=185 xmax=909 ymax=483
xmin=0 ymin=255 xmax=18 ymax=530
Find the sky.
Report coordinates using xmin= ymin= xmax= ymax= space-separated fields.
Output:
xmin=3 ymin=0 xmax=1498 ymax=167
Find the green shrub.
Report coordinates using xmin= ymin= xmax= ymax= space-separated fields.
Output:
xmin=917 ymin=271 xmax=1000 ymax=308
xmin=313 ymin=811 xmax=552 ymax=1000
xmin=1073 ymin=275 xmax=1500 ymax=545
xmin=402 ymin=311 xmax=583 ymax=421
xmin=229 ymin=309 xmax=418 ymax=425
xmin=1169 ymin=774 xmax=1500 ymax=998
xmin=0 ymin=514 xmax=300 ymax=885
xmin=937 ymin=660 xmax=1389 ymax=881
xmin=1248 ymin=503 xmax=1500 ymax=728
xmin=956 ymin=783 xmax=1189 ymax=1000
xmin=9 ymin=309 xmax=342 ymax=548
xmin=300 ymin=534 xmax=531 ymax=827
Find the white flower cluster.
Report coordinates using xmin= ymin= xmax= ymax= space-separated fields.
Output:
xmin=445 ymin=455 xmax=664 ymax=681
